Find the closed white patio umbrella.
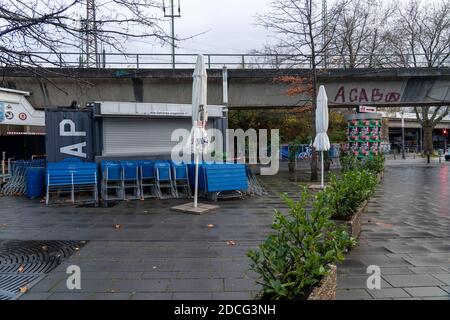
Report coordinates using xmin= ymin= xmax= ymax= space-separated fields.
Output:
xmin=313 ymin=85 xmax=330 ymax=189
xmin=189 ymin=54 xmax=209 ymax=208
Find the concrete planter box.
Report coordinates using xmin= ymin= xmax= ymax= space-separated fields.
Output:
xmin=334 ymin=200 xmax=368 ymax=239
xmin=307 ymin=264 xmax=337 ymax=300
xmin=253 ymin=265 xmax=337 ymax=300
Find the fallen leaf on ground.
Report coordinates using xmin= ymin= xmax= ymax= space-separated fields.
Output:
xmin=114 ymin=224 xmax=122 ymax=229
xmin=19 ymin=286 xmax=28 ymax=293
xmin=227 ymin=240 xmax=236 ymax=246
xmin=41 ymin=245 xmax=48 ymax=251
xmin=18 ymin=265 xmax=25 ymax=273
xmin=374 ymin=222 xmax=394 ymax=228
xmin=207 ymin=224 xmax=215 ymax=228
xmin=140 ymin=198 xmax=145 ymax=201
xmin=74 ymin=247 xmax=80 ymax=251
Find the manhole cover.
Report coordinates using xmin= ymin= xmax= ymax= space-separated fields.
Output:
xmin=0 ymin=240 xmax=87 ymax=300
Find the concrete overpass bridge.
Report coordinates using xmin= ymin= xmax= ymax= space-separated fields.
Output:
xmin=1 ymin=66 xmax=449 ymax=110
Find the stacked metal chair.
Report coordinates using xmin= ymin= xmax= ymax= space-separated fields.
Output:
xmin=1 ymin=159 xmax=46 ymax=196
xmin=154 ymin=161 xmax=176 ymax=199
xmin=171 ymin=161 xmax=191 ymax=198
xmin=100 ymin=161 xmax=123 ymax=201
xmin=138 ymin=160 xmax=157 ymax=199
xmin=46 ymin=159 xmax=98 ymax=205
xmin=120 ymin=160 xmax=140 ymax=200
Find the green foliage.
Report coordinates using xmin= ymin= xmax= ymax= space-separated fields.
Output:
xmin=228 ymin=109 xmax=345 ymax=144
xmin=325 ymin=170 xmax=377 ymax=221
xmin=339 ymin=153 xmax=362 ymax=172
xmin=340 ymin=152 xmax=385 ymax=174
xmin=363 ymin=154 xmax=385 ymax=174
xmin=247 ymin=188 xmax=354 ymax=300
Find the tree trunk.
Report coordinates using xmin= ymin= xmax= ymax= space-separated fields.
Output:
xmin=310 ymin=67 xmax=318 ymax=181
xmin=423 ymin=124 xmax=434 ymax=163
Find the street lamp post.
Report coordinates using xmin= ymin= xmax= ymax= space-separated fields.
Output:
xmin=401 ymin=111 xmax=406 ymax=159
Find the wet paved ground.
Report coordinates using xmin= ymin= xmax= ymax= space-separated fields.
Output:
xmin=0 ymin=165 xmax=315 ymax=300
xmin=337 ymin=162 xmax=450 ymax=300
xmin=1 ymin=160 xmax=449 ymax=300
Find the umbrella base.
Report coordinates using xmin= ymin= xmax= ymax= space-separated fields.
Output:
xmin=171 ymin=202 xmax=219 ymax=215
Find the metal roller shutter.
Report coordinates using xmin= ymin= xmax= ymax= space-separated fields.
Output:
xmin=102 ymin=117 xmax=192 ymax=156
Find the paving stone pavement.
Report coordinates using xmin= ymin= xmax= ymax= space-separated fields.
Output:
xmin=2 ymin=161 xmax=449 ymax=300
xmin=1 ymin=165 xmax=317 ymax=300
xmin=337 ymin=162 xmax=450 ymax=300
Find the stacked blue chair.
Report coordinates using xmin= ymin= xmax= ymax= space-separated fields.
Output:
xmin=46 ymin=159 xmax=98 ymax=205
xmin=188 ymin=163 xmax=248 ymax=201
xmin=154 ymin=161 xmax=175 ymax=199
xmin=170 ymin=161 xmax=191 ymax=198
xmin=120 ymin=160 xmax=140 ymax=200
xmin=26 ymin=167 xmax=46 ymax=198
xmin=139 ymin=160 xmax=157 ymax=199
xmin=101 ymin=161 xmax=122 ymax=201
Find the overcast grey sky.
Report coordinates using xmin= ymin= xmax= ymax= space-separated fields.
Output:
xmin=126 ymin=0 xmax=272 ymax=54
xmin=122 ymin=0 xmax=439 ymax=56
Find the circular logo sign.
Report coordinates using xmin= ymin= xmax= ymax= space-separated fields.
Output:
xmin=18 ymin=112 xmax=27 ymax=121
xmin=5 ymin=111 xmax=14 ymax=120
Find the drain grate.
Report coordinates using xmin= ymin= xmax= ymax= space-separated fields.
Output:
xmin=0 ymin=240 xmax=87 ymax=300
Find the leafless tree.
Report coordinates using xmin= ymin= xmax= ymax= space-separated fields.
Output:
xmin=387 ymin=0 xmax=450 ymax=68
xmin=256 ymin=0 xmax=343 ymax=180
xmin=387 ymin=0 xmax=450 ymax=160
xmin=330 ymin=0 xmax=395 ymax=68
xmin=0 ymin=0 xmax=170 ymax=71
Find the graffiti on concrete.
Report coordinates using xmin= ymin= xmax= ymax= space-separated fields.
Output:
xmin=333 ymin=86 xmax=401 ymax=104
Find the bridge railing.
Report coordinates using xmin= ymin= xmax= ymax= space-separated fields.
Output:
xmin=5 ymin=52 xmax=450 ymax=69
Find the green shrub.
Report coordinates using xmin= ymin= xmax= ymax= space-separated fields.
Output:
xmin=340 ymin=152 xmax=385 ymax=174
xmin=363 ymin=154 xmax=385 ymax=174
xmin=325 ymin=170 xmax=377 ymax=221
xmin=340 ymin=153 xmax=362 ymax=172
xmin=247 ymin=188 xmax=354 ymax=300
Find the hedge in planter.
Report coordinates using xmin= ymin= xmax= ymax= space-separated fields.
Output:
xmin=340 ymin=153 xmax=385 ymax=174
xmin=247 ymin=188 xmax=354 ymax=300
xmin=325 ymin=170 xmax=377 ymax=221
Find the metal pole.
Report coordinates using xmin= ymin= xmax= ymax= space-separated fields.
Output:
xmin=171 ymin=0 xmax=175 ymax=69
xmin=163 ymin=0 xmax=180 ymax=69
xmin=401 ymin=111 xmax=406 ymax=159
xmin=1 ymin=151 xmax=5 ymax=184
xmin=321 ymin=151 xmax=324 ymax=188
xmin=445 ymin=133 xmax=447 ymax=153
xmin=194 ymin=152 xmax=199 ymax=208
xmin=222 ymin=66 xmax=229 ymax=157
